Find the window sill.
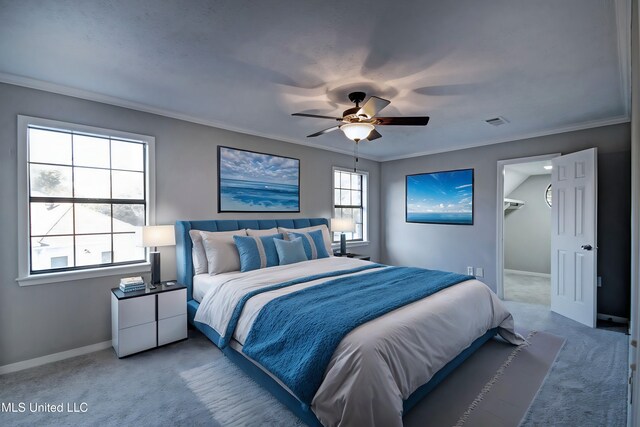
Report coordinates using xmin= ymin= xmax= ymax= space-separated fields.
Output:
xmin=331 ymin=241 xmax=370 ymax=249
xmin=16 ymin=263 xmax=151 ymax=287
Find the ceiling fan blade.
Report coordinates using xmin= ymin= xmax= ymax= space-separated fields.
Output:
xmin=375 ymin=116 xmax=430 ymax=126
xmin=357 ymin=96 xmax=390 ymax=118
xmin=366 ymin=129 xmax=382 ymax=141
xmin=292 ymin=113 xmax=341 ymax=120
xmin=307 ymin=126 xmax=341 ymax=137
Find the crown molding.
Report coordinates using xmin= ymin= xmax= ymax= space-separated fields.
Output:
xmin=0 ymin=73 xmax=629 ymax=164
xmin=379 ymin=115 xmax=631 ymax=162
xmin=0 ymin=72 xmax=379 ymax=162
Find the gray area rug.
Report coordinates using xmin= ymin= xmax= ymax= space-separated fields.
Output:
xmin=0 ymin=301 xmax=628 ymax=427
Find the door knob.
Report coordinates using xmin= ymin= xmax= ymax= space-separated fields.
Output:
xmin=581 ymin=244 xmax=593 ymax=251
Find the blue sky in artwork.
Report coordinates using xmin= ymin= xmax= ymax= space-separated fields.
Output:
xmin=220 ymin=147 xmax=299 ymax=185
xmin=406 ymin=170 xmax=473 ymax=214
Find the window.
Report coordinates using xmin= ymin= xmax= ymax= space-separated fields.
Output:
xmin=18 ymin=116 xmax=155 ymax=284
xmin=332 ymin=167 xmax=368 ymax=243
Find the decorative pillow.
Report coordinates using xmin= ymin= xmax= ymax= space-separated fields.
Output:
xmin=246 ymin=227 xmax=278 ymax=237
xmin=234 ymin=233 xmax=284 ymax=272
xmin=287 ymin=229 xmax=330 ymax=260
xmin=278 ymin=224 xmax=333 ymax=255
xmin=189 ymin=230 xmax=208 ymax=275
xmin=274 ymin=237 xmax=308 ymax=266
xmin=200 ymin=229 xmax=247 ymax=275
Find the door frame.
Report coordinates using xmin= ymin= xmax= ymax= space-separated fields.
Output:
xmin=495 ymin=153 xmax=561 ymax=299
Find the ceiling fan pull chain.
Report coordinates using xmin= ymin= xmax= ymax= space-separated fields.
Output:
xmin=354 ymin=141 xmax=359 ymax=172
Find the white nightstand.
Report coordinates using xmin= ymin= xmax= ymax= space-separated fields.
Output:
xmin=111 ymin=283 xmax=187 ymax=358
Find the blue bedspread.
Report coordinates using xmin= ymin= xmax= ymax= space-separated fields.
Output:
xmin=219 ymin=263 xmax=383 ymax=347
xmin=242 ymin=266 xmax=474 ymax=405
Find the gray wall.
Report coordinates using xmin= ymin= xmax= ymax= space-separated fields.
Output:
xmin=381 ymin=123 xmax=630 ymax=318
xmin=504 ymin=174 xmax=552 ymax=274
xmin=0 ymin=83 xmax=381 ymax=366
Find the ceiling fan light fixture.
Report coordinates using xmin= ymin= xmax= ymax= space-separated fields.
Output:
xmin=341 ymin=123 xmax=374 ymax=142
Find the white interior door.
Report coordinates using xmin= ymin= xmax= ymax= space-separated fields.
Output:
xmin=550 ymin=148 xmax=598 ymax=327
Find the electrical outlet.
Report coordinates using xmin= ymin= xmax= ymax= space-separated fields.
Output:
xmin=597 ymin=276 xmax=602 ymax=287
xmin=475 ymin=267 xmax=484 ymax=278
xmin=467 ymin=266 xmax=474 ymax=276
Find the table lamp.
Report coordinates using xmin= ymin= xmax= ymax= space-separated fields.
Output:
xmin=331 ymin=217 xmax=355 ymax=256
xmin=140 ymin=225 xmax=175 ymax=285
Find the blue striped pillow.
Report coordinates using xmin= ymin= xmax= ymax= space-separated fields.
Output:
xmin=233 ymin=233 xmax=284 ymax=272
xmin=287 ymin=229 xmax=330 ymax=260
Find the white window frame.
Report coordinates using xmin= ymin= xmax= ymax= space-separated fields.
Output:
xmin=16 ymin=116 xmax=155 ymax=286
xmin=331 ymin=166 xmax=369 ymax=248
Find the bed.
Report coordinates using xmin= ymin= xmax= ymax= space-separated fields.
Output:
xmin=176 ymin=218 xmax=522 ymax=427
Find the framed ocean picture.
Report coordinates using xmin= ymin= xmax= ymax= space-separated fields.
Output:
xmin=217 ymin=146 xmax=300 ymax=212
xmin=406 ymin=168 xmax=474 ymax=225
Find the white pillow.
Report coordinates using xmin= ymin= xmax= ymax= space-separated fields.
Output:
xmin=277 ymin=224 xmax=333 ymax=255
xmin=246 ymin=227 xmax=278 ymax=237
xmin=189 ymin=230 xmax=209 ymax=275
xmin=200 ymin=229 xmax=247 ymax=275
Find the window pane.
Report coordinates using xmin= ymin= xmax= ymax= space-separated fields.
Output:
xmin=75 ymin=203 xmax=111 ymax=234
xmin=73 ymin=135 xmax=110 ymax=168
xmin=334 ymin=170 xmax=340 ymax=187
xmin=30 ymin=164 xmax=72 ymax=197
xmin=351 ymin=190 xmax=361 ymax=206
xmin=340 ymin=190 xmax=350 ymax=205
xmin=340 ymin=172 xmax=351 ymax=189
xmin=355 ymin=223 xmax=363 ymax=239
xmin=112 ymin=140 xmax=144 ymax=171
xmin=74 ymin=167 xmax=111 ymax=198
xmin=31 ymin=236 xmax=74 ymax=271
xmin=351 ymin=174 xmax=361 ymax=190
xmin=30 ymin=202 xmax=73 ymax=236
xmin=29 ymin=128 xmax=72 ymax=165
xmin=76 ymin=234 xmax=112 ymax=267
xmin=113 ymin=233 xmax=145 ymax=262
xmin=112 ymin=171 xmax=144 ymax=199
xmin=334 ymin=189 xmax=340 ymax=204
xmin=113 ymin=204 xmax=145 ymax=232
xmin=354 ymin=208 xmax=363 ymax=224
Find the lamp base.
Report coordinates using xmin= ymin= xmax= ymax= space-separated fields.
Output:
xmin=340 ymin=233 xmax=347 ymax=256
xmin=150 ymin=251 xmax=161 ymax=285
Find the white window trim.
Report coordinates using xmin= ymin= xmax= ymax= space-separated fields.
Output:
xmin=16 ymin=115 xmax=156 ymax=286
xmin=331 ymin=166 xmax=369 ymax=247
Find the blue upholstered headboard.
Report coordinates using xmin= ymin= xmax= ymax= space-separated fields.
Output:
xmin=175 ymin=218 xmax=329 ymax=300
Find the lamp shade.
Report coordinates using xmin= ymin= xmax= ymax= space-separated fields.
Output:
xmin=331 ymin=217 xmax=355 ymax=233
xmin=139 ymin=225 xmax=176 ymax=247
xmin=341 ymin=123 xmax=374 ymax=141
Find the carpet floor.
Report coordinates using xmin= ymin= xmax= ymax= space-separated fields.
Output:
xmin=504 ymin=271 xmax=551 ymax=306
xmin=0 ymin=301 xmax=628 ymax=427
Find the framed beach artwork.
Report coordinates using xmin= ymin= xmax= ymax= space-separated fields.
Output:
xmin=406 ymin=168 xmax=474 ymax=225
xmin=217 ymin=146 xmax=300 ymax=212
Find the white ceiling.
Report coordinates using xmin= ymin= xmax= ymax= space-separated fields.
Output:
xmin=504 ymin=160 xmax=552 ymax=196
xmin=0 ymin=0 xmax=630 ymax=161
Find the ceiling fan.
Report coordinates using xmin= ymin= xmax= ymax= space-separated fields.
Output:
xmin=292 ymin=91 xmax=430 ymax=143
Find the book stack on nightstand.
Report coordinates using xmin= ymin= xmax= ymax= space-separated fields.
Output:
xmin=111 ymin=282 xmax=188 ymax=358
xmin=119 ymin=276 xmax=145 ymax=293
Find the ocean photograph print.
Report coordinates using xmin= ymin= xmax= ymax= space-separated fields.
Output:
xmin=218 ymin=146 xmax=300 ymax=212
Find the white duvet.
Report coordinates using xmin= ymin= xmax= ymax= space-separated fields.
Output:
xmin=194 ymin=257 xmax=523 ymax=427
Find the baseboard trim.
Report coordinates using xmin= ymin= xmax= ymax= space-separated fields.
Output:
xmin=597 ymin=313 xmax=629 ymax=324
xmin=504 ymin=269 xmax=551 ymax=278
xmin=0 ymin=340 xmax=112 ymax=375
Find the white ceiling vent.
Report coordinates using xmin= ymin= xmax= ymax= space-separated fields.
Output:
xmin=485 ymin=116 xmax=509 ymax=126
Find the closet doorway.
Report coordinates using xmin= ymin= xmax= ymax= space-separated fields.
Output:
xmin=496 ymin=153 xmax=560 ymax=307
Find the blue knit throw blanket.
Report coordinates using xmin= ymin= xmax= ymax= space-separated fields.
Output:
xmin=242 ymin=266 xmax=474 ymax=405
xmin=219 ymin=263 xmax=384 ymax=348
